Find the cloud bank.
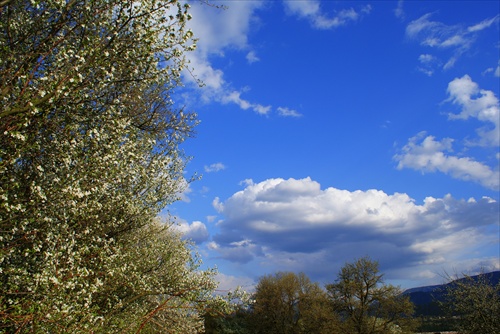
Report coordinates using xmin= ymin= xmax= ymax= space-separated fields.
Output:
xmin=210 ymin=177 xmax=499 ymax=284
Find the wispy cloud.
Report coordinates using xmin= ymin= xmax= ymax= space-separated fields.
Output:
xmin=394 ymin=0 xmax=405 ymax=21
xmin=406 ymin=13 xmax=499 ymax=71
xmin=482 ymin=60 xmax=500 ymax=77
xmin=417 ymin=53 xmax=440 ymax=76
xmin=204 ymin=162 xmax=226 ymax=173
xmin=210 ymin=177 xmax=499 ymax=284
xmin=283 ymin=0 xmax=371 ymax=30
xmin=277 ymin=106 xmax=302 ymax=118
xmin=467 ymin=15 xmax=500 ymax=32
xmin=222 ymin=91 xmax=271 ymax=115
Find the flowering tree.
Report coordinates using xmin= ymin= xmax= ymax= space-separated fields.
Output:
xmin=442 ymin=271 xmax=500 ymax=334
xmin=0 ymin=0 xmax=217 ymax=332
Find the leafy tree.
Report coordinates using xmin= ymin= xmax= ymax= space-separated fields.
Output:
xmin=250 ymin=272 xmax=339 ymax=334
xmin=442 ymin=271 xmax=500 ymax=334
xmin=0 ymin=0 xmax=220 ymax=332
xmin=204 ymin=287 xmax=254 ymax=334
xmin=204 ymin=309 xmax=252 ymax=334
xmin=326 ymin=257 xmax=416 ymax=334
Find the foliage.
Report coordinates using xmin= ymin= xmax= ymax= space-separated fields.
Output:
xmin=442 ymin=271 xmax=500 ymax=334
xmin=204 ymin=309 xmax=252 ymax=334
xmin=0 ymin=0 xmax=221 ymax=332
xmin=326 ymin=257 xmax=416 ymax=334
xmin=250 ymin=272 xmax=339 ymax=334
xmin=204 ymin=286 xmax=255 ymax=334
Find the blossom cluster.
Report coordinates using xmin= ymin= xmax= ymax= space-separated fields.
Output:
xmin=0 ymin=1 xmax=228 ymax=332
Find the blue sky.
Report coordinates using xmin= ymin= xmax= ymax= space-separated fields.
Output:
xmin=165 ymin=0 xmax=499 ymax=291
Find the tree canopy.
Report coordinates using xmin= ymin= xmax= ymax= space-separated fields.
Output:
xmin=326 ymin=257 xmax=416 ymax=334
xmin=250 ymin=272 xmax=338 ymax=334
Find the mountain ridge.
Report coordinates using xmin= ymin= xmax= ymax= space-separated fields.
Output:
xmin=403 ymin=270 xmax=500 ymax=316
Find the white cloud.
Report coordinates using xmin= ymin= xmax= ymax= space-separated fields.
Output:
xmin=396 ymin=76 xmax=499 ymax=190
xmin=172 ymin=220 xmax=209 ymax=244
xmin=204 ymin=162 xmax=226 ymax=173
xmin=483 ymin=60 xmax=500 ymax=77
xmin=222 ymin=91 xmax=271 ymax=115
xmin=277 ymin=106 xmax=302 ymax=118
xmin=406 ymin=14 xmax=470 ymax=49
xmin=210 ymin=177 xmax=499 ymax=286
xmin=394 ymin=133 xmax=499 ymax=190
xmin=188 ymin=1 xmax=260 ymax=56
xmin=215 ymin=272 xmax=256 ymax=292
xmin=176 ymin=177 xmax=192 ymax=202
xmin=467 ymin=15 xmax=499 ymax=32
xmin=283 ymin=0 xmax=371 ymax=30
xmin=419 ymin=54 xmax=434 ymax=63
xmin=406 ymin=13 xmax=498 ymax=70
xmin=446 ymin=75 xmax=499 ymax=147
xmin=184 ymin=1 xmax=271 ymax=114
xmin=246 ymin=50 xmax=260 ymax=64
xmin=212 ymin=196 xmax=224 ymax=213
xmin=417 ymin=54 xmax=441 ymax=76
xmin=394 ymin=0 xmax=405 ymax=21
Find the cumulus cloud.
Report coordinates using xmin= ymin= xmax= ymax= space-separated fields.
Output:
xmin=394 ymin=133 xmax=499 ymax=190
xmin=204 ymin=162 xmax=226 ymax=173
xmin=277 ymin=106 xmax=302 ymax=118
xmin=173 ymin=220 xmax=209 ymax=244
xmin=396 ymin=76 xmax=499 ymax=190
xmin=283 ymin=0 xmax=371 ymax=30
xmin=446 ymin=75 xmax=500 ymax=147
xmin=406 ymin=13 xmax=499 ymax=70
xmin=210 ymin=177 xmax=499 ymax=284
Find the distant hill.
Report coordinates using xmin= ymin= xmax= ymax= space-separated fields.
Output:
xmin=403 ymin=271 xmax=500 ymax=316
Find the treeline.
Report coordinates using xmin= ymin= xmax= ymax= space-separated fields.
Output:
xmin=206 ymin=264 xmax=500 ymax=334
xmin=206 ymin=257 xmax=417 ymax=334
